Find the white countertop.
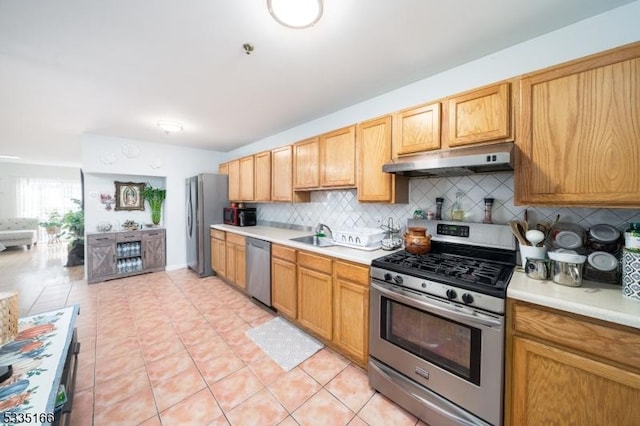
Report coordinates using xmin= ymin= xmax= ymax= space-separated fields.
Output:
xmin=213 ymin=224 xmax=640 ymax=330
xmin=210 ymin=224 xmax=396 ymax=265
xmin=508 ymin=269 xmax=640 ymax=330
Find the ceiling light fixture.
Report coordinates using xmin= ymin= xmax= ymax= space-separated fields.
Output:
xmin=267 ymin=0 xmax=323 ymax=29
xmin=157 ymin=120 xmax=183 ymax=134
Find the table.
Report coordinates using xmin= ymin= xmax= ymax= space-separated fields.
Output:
xmin=0 ymin=305 xmax=80 ymax=426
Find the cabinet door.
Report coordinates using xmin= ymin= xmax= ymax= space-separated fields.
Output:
xmin=272 ymin=257 xmax=297 ymax=318
xmin=218 ymin=162 xmax=229 ymax=175
xmin=446 ymin=82 xmax=511 ymax=147
xmin=357 ymin=116 xmax=408 ymax=203
xmin=210 ymin=230 xmax=226 ymax=278
xmin=239 ymin=156 xmax=255 ymax=201
xmin=394 ymin=102 xmax=441 ymax=155
xmin=254 ymin=151 xmax=271 ymax=201
xmin=87 ymin=238 xmax=116 ymax=281
xmin=142 ymin=230 xmax=165 ymax=270
xmin=320 ymin=125 xmax=356 ymax=187
xmin=271 ymin=146 xmax=310 ymax=203
xmin=333 ymin=261 xmax=369 ymax=365
xmin=228 ymin=159 xmax=240 ymax=201
xmin=293 ymin=137 xmax=320 ymax=189
xmin=297 ymin=266 xmax=333 ymax=340
xmin=225 ymin=242 xmax=236 ymax=284
xmin=235 ymin=243 xmax=246 ymax=290
xmin=510 ymin=336 xmax=640 ymax=425
xmin=516 ymin=43 xmax=640 ymax=207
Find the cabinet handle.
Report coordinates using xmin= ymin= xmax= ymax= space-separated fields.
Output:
xmin=148 ymin=232 xmax=158 ymax=236
xmin=96 ymin=237 xmax=109 ymax=241
xmin=113 ymin=255 xmax=116 ymax=262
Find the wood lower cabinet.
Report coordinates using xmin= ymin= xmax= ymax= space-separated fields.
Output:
xmin=445 ymin=81 xmax=512 ymax=147
xmin=87 ymin=229 xmax=166 ymax=284
xmin=87 ymin=233 xmax=117 ymax=281
xmin=210 ymin=229 xmax=226 ymax=277
xmin=516 ymin=42 xmax=640 ymax=207
xmin=333 ymin=260 xmax=369 ymax=365
xmin=297 ymin=251 xmax=333 ymax=341
xmin=357 ymin=115 xmax=408 ymax=203
xmin=225 ymin=232 xmax=246 ymax=290
xmin=506 ymin=299 xmax=640 ymax=425
xmin=394 ymin=101 xmax=441 ymax=155
xmin=271 ymin=244 xmax=297 ymax=319
xmin=142 ymin=229 xmax=166 ymax=270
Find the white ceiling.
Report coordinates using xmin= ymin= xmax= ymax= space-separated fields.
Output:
xmin=0 ymin=0 xmax=635 ymax=167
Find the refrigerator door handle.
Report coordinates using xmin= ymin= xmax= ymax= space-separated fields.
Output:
xmin=186 ymin=184 xmax=193 ymax=239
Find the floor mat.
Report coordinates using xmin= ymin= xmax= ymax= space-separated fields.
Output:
xmin=246 ymin=317 xmax=324 ymax=371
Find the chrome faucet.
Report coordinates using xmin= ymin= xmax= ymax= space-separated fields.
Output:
xmin=314 ymin=223 xmax=333 ymax=238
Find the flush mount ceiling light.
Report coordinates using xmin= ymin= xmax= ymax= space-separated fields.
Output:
xmin=267 ymin=0 xmax=323 ymax=29
xmin=157 ymin=120 xmax=183 ymax=134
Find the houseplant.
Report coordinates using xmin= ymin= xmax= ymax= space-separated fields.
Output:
xmin=39 ymin=211 xmax=63 ymax=237
xmin=62 ymin=199 xmax=85 ymax=266
xmin=143 ymin=184 xmax=166 ymax=225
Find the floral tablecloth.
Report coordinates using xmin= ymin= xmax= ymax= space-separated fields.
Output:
xmin=0 ymin=305 xmax=79 ymax=426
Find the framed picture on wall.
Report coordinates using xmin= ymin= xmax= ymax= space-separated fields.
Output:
xmin=114 ymin=181 xmax=145 ymax=211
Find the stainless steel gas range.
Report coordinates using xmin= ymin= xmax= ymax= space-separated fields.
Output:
xmin=368 ymin=220 xmax=516 ymax=426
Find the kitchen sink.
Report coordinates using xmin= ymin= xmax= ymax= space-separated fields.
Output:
xmin=289 ymin=235 xmax=335 ymax=247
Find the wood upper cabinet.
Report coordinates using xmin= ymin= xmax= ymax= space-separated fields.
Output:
xmin=357 ymin=115 xmax=408 ymax=203
xmin=239 ymin=156 xmax=255 ymax=201
xmin=506 ymin=299 xmax=640 ymax=426
xmin=515 ymin=42 xmax=640 ymax=207
xmin=333 ymin=260 xmax=370 ymax=366
xmin=293 ymin=137 xmax=320 ymax=189
xmin=320 ymin=125 xmax=356 ymax=188
xmin=297 ymin=251 xmax=333 ymax=341
xmin=394 ymin=101 xmax=441 ymax=155
xmin=225 ymin=232 xmax=246 ymax=290
xmin=445 ymin=82 xmax=512 ymax=147
xmin=228 ymin=159 xmax=240 ymax=201
xmin=271 ymin=145 xmax=310 ymax=203
xmin=271 ymin=244 xmax=297 ymax=319
xmin=218 ymin=162 xmax=229 ymax=175
xmin=254 ymin=151 xmax=271 ymax=202
xmin=210 ymin=229 xmax=226 ymax=278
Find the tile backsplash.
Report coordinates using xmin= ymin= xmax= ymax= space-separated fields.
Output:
xmin=256 ymin=173 xmax=640 ymax=233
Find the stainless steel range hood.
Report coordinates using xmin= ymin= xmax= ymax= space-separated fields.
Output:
xmin=382 ymin=142 xmax=514 ymax=177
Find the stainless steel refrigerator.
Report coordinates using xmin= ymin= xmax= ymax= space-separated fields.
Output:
xmin=186 ymin=173 xmax=228 ymax=276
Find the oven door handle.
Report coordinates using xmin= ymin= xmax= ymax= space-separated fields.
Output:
xmin=371 ymin=281 xmax=503 ymax=328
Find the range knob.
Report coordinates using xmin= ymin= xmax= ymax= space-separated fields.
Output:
xmin=384 ymin=273 xmax=392 ymax=281
xmin=462 ymin=293 xmax=474 ymax=304
xmin=393 ymin=275 xmax=404 ymax=285
xmin=445 ymin=289 xmax=457 ymax=300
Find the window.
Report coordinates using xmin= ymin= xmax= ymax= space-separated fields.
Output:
xmin=16 ymin=178 xmax=81 ymax=241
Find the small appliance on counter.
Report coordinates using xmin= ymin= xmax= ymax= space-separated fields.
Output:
xmin=223 ymin=207 xmax=257 ymax=227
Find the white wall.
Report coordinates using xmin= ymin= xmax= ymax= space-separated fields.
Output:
xmin=81 ymin=134 xmax=225 ymax=270
xmin=225 ymin=1 xmax=640 ymax=160
xmin=0 ymin=163 xmax=80 ymax=218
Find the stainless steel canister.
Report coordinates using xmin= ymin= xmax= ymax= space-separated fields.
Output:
xmin=525 ymin=258 xmax=550 ymax=280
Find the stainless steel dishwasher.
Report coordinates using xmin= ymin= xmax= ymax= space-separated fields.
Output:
xmin=246 ymin=237 xmax=271 ymax=307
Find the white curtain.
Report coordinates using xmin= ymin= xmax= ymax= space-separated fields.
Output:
xmin=16 ymin=178 xmax=81 ymax=241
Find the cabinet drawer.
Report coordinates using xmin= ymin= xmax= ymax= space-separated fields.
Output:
xmin=210 ymin=229 xmax=226 ymax=240
xmin=116 ymin=231 xmax=142 ymax=242
xmin=297 ymin=251 xmax=332 ymax=273
xmin=512 ymin=302 xmax=640 ymax=370
xmin=226 ymin=232 xmax=245 ymax=246
xmin=272 ymin=244 xmax=296 ymax=262
xmin=334 ymin=261 xmax=369 ymax=285
xmin=87 ymin=233 xmax=115 ymax=245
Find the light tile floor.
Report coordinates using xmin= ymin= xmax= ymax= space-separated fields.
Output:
xmin=2 ymin=245 xmax=426 ymax=425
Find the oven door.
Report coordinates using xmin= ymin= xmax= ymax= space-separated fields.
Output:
xmin=369 ymin=279 xmax=504 ymax=426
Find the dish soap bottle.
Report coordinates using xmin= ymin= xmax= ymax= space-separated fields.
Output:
xmin=450 ymin=192 xmax=465 ymax=221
